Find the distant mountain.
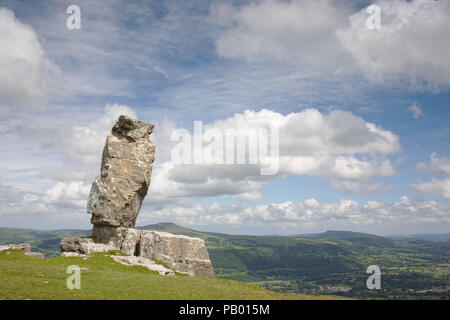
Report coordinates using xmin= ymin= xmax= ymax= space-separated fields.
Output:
xmin=386 ymin=233 xmax=450 ymax=241
xmin=138 ymin=222 xmax=207 ymax=238
xmin=297 ymin=230 xmax=394 ymax=247
xmin=0 ymin=227 xmax=84 ymax=243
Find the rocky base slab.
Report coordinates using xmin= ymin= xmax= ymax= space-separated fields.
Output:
xmin=60 ymin=237 xmax=116 ymax=254
xmin=60 ymin=228 xmax=214 ymax=277
xmin=138 ymin=230 xmax=214 ymax=277
xmin=61 ymin=252 xmax=90 ymax=259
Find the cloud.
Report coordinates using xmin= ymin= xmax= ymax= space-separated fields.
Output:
xmin=0 ymin=7 xmax=60 ymax=109
xmin=3 ymin=179 xmax=448 ymax=232
xmin=43 ymin=181 xmax=91 ymax=208
xmin=331 ymin=180 xmax=394 ymax=195
xmin=304 ymin=198 xmax=320 ymax=209
xmin=150 ymin=162 xmax=265 ymax=201
xmin=413 ymin=153 xmax=450 ymax=200
xmin=412 ymin=178 xmax=450 ymax=200
xmin=0 ymin=182 xmax=92 ymax=229
xmin=19 ymin=0 xmax=222 ymax=103
xmin=60 ymin=103 xmax=137 ymax=165
xmin=211 ymin=0 xmax=351 ymax=70
xmin=408 ymin=102 xmax=422 ymax=118
xmin=212 ymin=0 xmax=450 ymax=90
xmin=416 ymin=153 xmax=450 ymax=177
xmin=150 ymin=108 xmax=400 ymax=201
xmin=336 ymin=0 xmax=450 ymax=88
xmin=138 ymin=196 xmax=450 ymax=231
xmin=0 ymin=103 xmax=139 ymax=194
xmin=0 ymin=183 xmax=54 ymax=216
xmin=0 ymin=102 xmax=401 ymax=211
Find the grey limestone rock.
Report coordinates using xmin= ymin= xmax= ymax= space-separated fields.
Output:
xmin=0 ymin=243 xmax=43 ymax=258
xmin=87 ymin=115 xmax=155 ymax=229
xmin=60 ymin=115 xmax=214 ymax=277
xmin=109 ymin=255 xmax=175 ymax=276
xmin=139 ymin=230 xmax=214 ymax=277
xmin=0 ymin=243 xmax=31 ymax=253
xmin=60 ymin=237 xmax=116 ymax=254
xmin=120 ymin=228 xmax=141 ymax=256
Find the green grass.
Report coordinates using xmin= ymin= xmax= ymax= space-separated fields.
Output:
xmin=0 ymin=250 xmax=345 ymax=300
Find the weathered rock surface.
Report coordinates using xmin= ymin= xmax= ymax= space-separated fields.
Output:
xmin=60 ymin=230 xmax=214 ymax=277
xmin=139 ymin=230 xmax=214 ymax=277
xmin=0 ymin=243 xmax=43 ymax=258
xmin=121 ymin=228 xmax=141 ymax=256
xmin=60 ymin=237 xmax=116 ymax=254
xmin=92 ymin=225 xmax=128 ymax=248
xmin=60 ymin=115 xmax=214 ymax=278
xmin=61 ymin=252 xmax=89 ymax=259
xmin=109 ymin=255 xmax=174 ymax=276
xmin=0 ymin=243 xmax=31 ymax=253
xmin=87 ymin=115 xmax=155 ymax=229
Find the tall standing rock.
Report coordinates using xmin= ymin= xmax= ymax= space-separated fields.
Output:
xmin=61 ymin=115 xmax=214 ymax=277
xmin=87 ymin=115 xmax=155 ymax=242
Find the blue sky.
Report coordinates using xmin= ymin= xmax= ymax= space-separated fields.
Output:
xmin=0 ymin=0 xmax=449 ymax=235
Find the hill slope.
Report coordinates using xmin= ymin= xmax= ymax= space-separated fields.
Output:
xmin=300 ymin=230 xmax=394 ymax=247
xmin=0 ymin=249 xmax=342 ymax=300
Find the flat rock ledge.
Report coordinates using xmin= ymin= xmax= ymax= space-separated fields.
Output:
xmin=60 ymin=229 xmax=215 ymax=277
xmin=61 ymin=252 xmax=90 ymax=259
xmin=60 ymin=237 xmax=116 ymax=255
xmin=0 ymin=243 xmax=44 ymax=258
xmin=109 ymin=255 xmax=175 ymax=276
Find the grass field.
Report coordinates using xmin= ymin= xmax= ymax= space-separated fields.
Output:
xmin=0 ymin=249 xmax=345 ymax=300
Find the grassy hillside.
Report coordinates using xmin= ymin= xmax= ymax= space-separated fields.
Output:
xmin=1 ymin=223 xmax=448 ymax=299
xmin=0 ymin=249 xmax=343 ymax=300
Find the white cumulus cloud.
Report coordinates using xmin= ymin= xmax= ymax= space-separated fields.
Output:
xmin=416 ymin=153 xmax=450 ymax=177
xmin=0 ymin=7 xmax=60 ymax=109
xmin=211 ymin=0 xmax=351 ymax=70
xmin=61 ymin=103 xmax=137 ymax=165
xmin=331 ymin=180 xmax=394 ymax=195
xmin=413 ymin=153 xmax=450 ymax=200
xmin=43 ymin=181 xmax=91 ymax=208
xmin=138 ymin=196 xmax=450 ymax=231
xmin=413 ymin=178 xmax=450 ymax=200
xmin=150 ymin=108 xmax=400 ymax=201
xmin=408 ymin=102 xmax=422 ymax=118
xmin=336 ymin=0 xmax=450 ymax=88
